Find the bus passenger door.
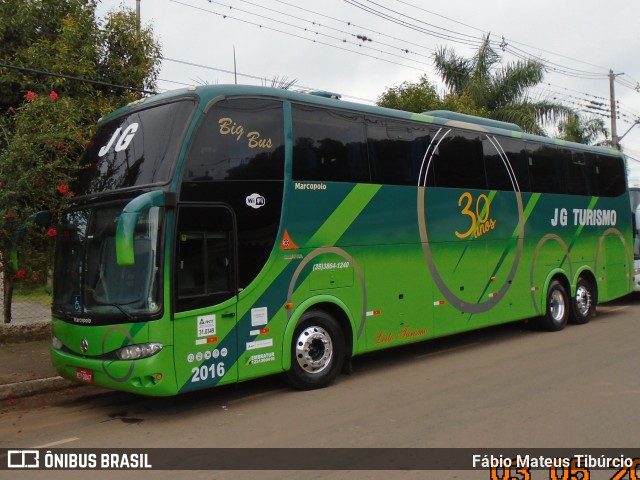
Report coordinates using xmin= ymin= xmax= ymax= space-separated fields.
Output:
xmin=172 ymin=205 xmax=239 ymax=393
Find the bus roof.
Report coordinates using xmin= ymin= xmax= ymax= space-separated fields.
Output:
xmin=100 ymin=84 xmax=623 ymax=158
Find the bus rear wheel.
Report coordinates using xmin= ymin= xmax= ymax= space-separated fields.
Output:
xmin=538 ymin=279 xmax=569 ymax=332
xmin=570 ymin=277 xmax=595 ymax=325
xmin=285 ymin=310 xmax=345 ymax=390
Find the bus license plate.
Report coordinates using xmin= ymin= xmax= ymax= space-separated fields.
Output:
xmin=76 ymin=367 xmax=93 ymax=383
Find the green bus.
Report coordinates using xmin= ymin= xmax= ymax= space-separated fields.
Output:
xmin=50 ymin=85 xmax=634 ymax=396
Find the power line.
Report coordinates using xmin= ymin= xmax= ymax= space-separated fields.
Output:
xmin=0 ymin=61 xmax=156 ymax=94
xmin=161 ymin=57 xmax=377 ymax=103
xmin=169 ymin=0 xmax=434 ymax=74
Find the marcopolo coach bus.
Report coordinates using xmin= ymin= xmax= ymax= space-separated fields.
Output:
xmin=50 ymin=84 xmax=634 ymax=396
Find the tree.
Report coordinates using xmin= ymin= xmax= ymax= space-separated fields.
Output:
xmin=377 ymin=75 xmax=443 ymax=113
xmin=432 ymin=34 xmax=572 ymax=135
xmin=0 ymin=0 xmax=161 ymax=323
xmin=557 ymin=114 xmax=610 ymax=146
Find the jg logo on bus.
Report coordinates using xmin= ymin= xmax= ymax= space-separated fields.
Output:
xmin=98 ymin=123 xmax=139 ymax=157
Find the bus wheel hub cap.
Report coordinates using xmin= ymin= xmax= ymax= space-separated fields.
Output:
xmin=295 ymin=326 xmax=333 ymax=374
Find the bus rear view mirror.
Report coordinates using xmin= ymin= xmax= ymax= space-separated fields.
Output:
xmin=115 ymin=191 xmax=175 ymax=266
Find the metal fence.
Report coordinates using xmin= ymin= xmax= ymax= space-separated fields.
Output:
xmin=0 ymin=272 xmax=51 ymax=325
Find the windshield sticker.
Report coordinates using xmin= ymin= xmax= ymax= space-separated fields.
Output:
xmin=98 ymin=123 xmax=139 ymax=157
xmin=246 ymin=193 xmax=265 ymax=209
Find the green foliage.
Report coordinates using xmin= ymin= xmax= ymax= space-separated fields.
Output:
xmin=377 ymin=75 xmax=442 ymax=113
xmin=432 ymin=35 xmax=573 ymax=134
xmin=0 ymin=0 xmax=161 ymax=321
xmin=558 ymin=114 xmax=610 ymax=146
xmin=378 ymin=34 xmax=573 ymax=135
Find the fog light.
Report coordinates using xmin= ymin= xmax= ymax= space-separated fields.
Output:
xmin=52 ymin=335 xmax=63 ymax=350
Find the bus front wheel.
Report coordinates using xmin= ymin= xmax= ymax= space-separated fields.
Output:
xmin=538 ymin=279 xmax=569 ymax=332
xmin=285 ymin=310 xmax=345 ymax=390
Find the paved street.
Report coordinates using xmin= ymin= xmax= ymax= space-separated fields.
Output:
xmin=2 ymin=293 xmax=639 ymax=480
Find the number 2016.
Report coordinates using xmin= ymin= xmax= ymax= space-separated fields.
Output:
xmin=191 ymin=363 xmax=226 ymax=382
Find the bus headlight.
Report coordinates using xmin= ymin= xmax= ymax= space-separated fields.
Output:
xmin=115 ymin=343 xmax=163 ymax=360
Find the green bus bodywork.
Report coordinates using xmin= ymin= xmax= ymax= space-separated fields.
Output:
xmin=51 ymin=85 xmax=633 ymax=396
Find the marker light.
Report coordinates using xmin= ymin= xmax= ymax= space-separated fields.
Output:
xmin=115 ymin=343 xmax=163 ymax=360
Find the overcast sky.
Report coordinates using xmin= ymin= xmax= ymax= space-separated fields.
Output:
xmin=96 ymin=0 xmax=640 ymax=179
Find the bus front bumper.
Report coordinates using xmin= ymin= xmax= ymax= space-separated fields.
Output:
xmin=51 ymin=345 xmax=178 ymax=396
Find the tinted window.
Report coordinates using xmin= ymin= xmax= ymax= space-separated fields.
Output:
xmin=565 ymin=152 xmax=595 ymax=196
xmin=527 ymin=144 xmax=567 ymax=194
xmin=483 ymin=136 xmax=530 ymax=192
xmin=78 ymin=100 xmax=194 ymax=194
xmin=175 ymin=206 xmax=236 ymax=312
xmin=185 ymin=98 xmax=284 ymax=181
xmin=595 ymin=153 xmax=626 ymax=197
xmin=292 ymin=105 xmax=369 ymax=183
xmin=367 ymin=117 xmax=430 ymax=185
xmin=428 ymin=130 xmax=485 ymax=189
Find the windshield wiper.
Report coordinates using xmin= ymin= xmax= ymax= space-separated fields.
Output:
xmin=91 ymin=302 xmax=134 ymax=321
xmin=51 ymin=303 xmax=71 ymax=320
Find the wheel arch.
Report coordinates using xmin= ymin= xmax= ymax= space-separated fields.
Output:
xmin=541 ymin=269 xmax=571 ymax=312
xmin=281 ymin=296 xmax=355 ymax=371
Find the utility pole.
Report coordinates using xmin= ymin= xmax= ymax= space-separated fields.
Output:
xmin=609 ymin=69 xmax=623 ymax=150
xmin=136 ymin=0 xmax=141 ymax=36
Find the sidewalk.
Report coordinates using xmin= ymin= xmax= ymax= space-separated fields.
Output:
xmin=0 ymin=318 xmax=77 ymax=401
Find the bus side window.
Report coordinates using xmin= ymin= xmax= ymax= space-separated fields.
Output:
xmin=527 ymin=144 xmax=565 ymax=194
xmin=595 ymin=154 xmax=626 ymax=197
xmin=564 ymin=151 xmax=595 ymax=196
xmin=292 ymin=105 xmax=369 ymax=183
xmin=483 ymin=136 xmax=530 ymax=192
xmin=367 ymin=117 xmax=430 ymax=186
xmin=430 ymin=130 xmax=485 ymax=189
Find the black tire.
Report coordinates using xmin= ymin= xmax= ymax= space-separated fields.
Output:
xmin=570 ymin=277 xmax=595 ymax=325
xmin=537 ymin=279 xmax=569 ymax=332
xmin=285 ymin=310 xmax=345 ymax=390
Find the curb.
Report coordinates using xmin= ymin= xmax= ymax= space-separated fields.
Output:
xmin=0 ymin=321 xmax=51 ymax=345
xmin=0 ymin=376 xmax=79 ymax=401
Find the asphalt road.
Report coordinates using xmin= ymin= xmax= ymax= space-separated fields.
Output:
xmin=2 ymin=293 xmax=639 ymax=480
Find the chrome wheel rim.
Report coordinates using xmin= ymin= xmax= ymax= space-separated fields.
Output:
xmin=550 ymin=289 xmax=566 ymax=321
xmin=294 ymin=326 xmax=333 ymax=374
xmin=575 ymin=284 xmax=591 ymax=317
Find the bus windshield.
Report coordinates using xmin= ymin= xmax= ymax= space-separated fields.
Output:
xmin=52 ymin=204 xmax=164 ymax=324
xmin=76 ymin=99 xmax=194 ymax=195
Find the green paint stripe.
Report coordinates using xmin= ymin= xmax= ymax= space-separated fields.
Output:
xmin=520 ymin=193 xmax=540 ymax=234
xmin=237 ymin=183 xmax=381 ymax=319
xmin=574 ymin=196 xmax=599 ymax=239
xmin=562 ymin=196 xmax=600 ymax=269
xmin=308 ymin=183 xmax=382 ymax=246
